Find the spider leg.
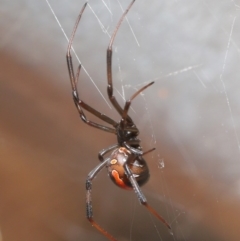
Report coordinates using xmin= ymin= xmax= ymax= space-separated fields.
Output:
xmin=66 ymin=3 xmax=118 ymax=133
xmin=124 ymin=164 xmax=171 ymax=230
xmin=142 ymin=147 xmax=156 ymax=156
xmin=75 ymin=65 xmax=118 ymax=127
xmin=123 ymin=141 xmax=143 ymax=155
xmin=121 ymin=81 xmax=154 ymax=127
xmin=124 ymin=141 xmax=156 ymax=156
xmin=73 ymin=90 xmax=116 ymax=133
xmin=98 ymin=144 xmax=119 ymax=162
xmin=107 ymin=0 xmax=135 ymax=123
xmin=86 ymin=158 xmax=118 ymax=241
xmin=66 ymin=3 xmax=87 ymax=90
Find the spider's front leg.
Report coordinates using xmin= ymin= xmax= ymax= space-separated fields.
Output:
xmin=106 ymin=0 xmax=135 ymax=123
xmin=69 ymin=72 xmax=116 ymax=133
xmin=66 ymin=3 xmax=117 ymax=133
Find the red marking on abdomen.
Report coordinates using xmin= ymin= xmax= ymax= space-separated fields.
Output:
xmin=111 ymin=170 xmax=131 ymax=190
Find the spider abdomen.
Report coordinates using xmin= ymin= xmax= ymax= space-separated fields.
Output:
xmin=107 ymin=147 xmax=149 ymax=190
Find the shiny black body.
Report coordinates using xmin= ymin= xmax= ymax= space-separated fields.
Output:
xmin=66 ymin=1 xmax=171 ymax=240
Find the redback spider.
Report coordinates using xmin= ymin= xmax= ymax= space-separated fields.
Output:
xmin=66 ymin=0 xmax=171 ymax=240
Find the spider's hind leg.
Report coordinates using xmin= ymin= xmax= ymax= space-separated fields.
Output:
xmin=86 ymin=159 xmax=118 ymax=241
xmin=98 ymin=144 xmax=119 ymax=162
xmin=124 ymin=164 xmax=171 ymax=230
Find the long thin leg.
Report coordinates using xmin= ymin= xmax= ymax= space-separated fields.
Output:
xmin=86 ymin=158 xmax=118 ymax=241
xmin=66 ymin=3 xmax=117 ymax=133
xmin=123 ymin=141 xmax=143 ymax=155
xmin=74 ymin=63 xmax=118 ymax=127
xmin=124 ymin=142 xmax=155 ymax=156
xmin=73 ymin=90 xmax=116 ymax=133
xmin=124 ymin=164 xmax=171 ymax=230
xmin=107 ymin=0 xmax=135 ymax=122
xmin=142 ymin=147 xmax=156 ymax=156
xmin=72 ymin=66 xmax=117 ymax=133
xmin=121 ymin=81 xmax=154 ymax=127
xmin=67 ymin=3 xmax=87 ymax=90
xmin=98 ymin=144 xmax=119 ymax=162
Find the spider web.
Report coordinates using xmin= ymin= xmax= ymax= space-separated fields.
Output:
xmin=1 ymin=0 xmax=240 ymax=241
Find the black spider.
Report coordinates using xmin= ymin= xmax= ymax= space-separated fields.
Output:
xmin=66 ymin=1 xmax=171 ymax=240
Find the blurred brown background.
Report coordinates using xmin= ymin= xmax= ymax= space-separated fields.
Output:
xmin=1 ymin=0 xmax=240 ymax=241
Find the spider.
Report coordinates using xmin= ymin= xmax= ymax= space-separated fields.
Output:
xmin=66 ymin=1 xmax=171 ymax=240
